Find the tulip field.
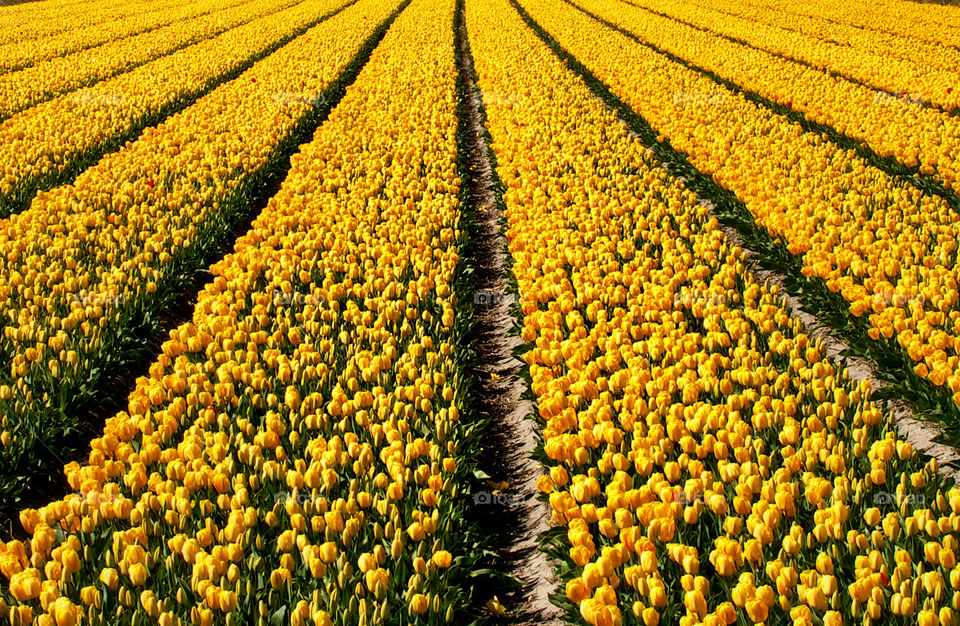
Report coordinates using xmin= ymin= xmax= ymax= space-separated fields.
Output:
xmin=2 ymin=0 xmax=960 ymax=624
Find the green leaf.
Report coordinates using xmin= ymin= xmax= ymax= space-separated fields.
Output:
xmin=471 ymin=468 xmax=491 ymax=481
xmin=269 ymin=606 xmax=288 ymax=626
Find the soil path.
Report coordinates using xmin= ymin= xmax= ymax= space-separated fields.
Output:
xmin=455 ymin=3 xmax=563 ymax=622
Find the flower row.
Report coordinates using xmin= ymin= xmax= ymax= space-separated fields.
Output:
xmin=0 ymin=0 xmax=397 ymax=500
xmin=0 ymin=0 xmax=178 ymax=48
xmin=1 ymin=0 xmax=477 ymax=622
xmin=666 ymin=0 xmax=960 ymax=77
xmin=0 ymin=0 xmax=348 ymax=218
xmin=578 ymin=0 xmax=960 ymax=192
xmin=0 ymin=0 xmax=229 ymax=73
xmin=739 ymin=0 xmax=960 ymax=50
xmin=469 ymin=1 xmax=960 ymax=624
xmin=0 ymin=0 xmax=294 ymax=122
xmin=618 ymin=0 xmax=960 ymax=112
xmin=521 ymin=0 xmax=960 ymax=416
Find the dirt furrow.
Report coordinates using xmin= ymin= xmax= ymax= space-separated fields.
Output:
xmin=455 ymin=0 xmax=563 ymax=621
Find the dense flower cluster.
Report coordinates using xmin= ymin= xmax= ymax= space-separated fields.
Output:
xmin=522 ymin=0 xmax=960 ymax=410
xmin=743 ymin=0 xmax=960 ymax=50
xmin=575 ymin=0 xmax=960 ymax=193
xmin=0 ymin=0 xmax=240 ymax=72
xmin=0 ymin=0 xmax=475 ymax=623
xmin=0 ymin=0 xmax=179 ymax=47
xmin=0 ymin=0 xmax=349 ymax=217
xmin=614 ymin=0 xmax=960 ymax=112
xmin=662 ymin=0 xmax=960 ymax=76
xmin=470 ymin=1 xmax=960 ymax=625
xmin=0 ymin=0 xmax=395 ymax=498
xmin=0 ymin=0 xmax=958 ymax=625
xmin=0 ymin=0 xmax=300 ymax=122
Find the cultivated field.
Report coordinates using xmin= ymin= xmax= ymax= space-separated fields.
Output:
xmin=1 ymin=0 xmax=959 ymax=624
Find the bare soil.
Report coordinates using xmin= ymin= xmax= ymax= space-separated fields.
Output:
xmin=456 ymin=8 xmax=563 ymax=623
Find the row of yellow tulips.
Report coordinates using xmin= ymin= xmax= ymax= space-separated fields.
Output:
xmin=660 ymin=0 xmax=960 ymax=76
xmin=0 ymin=0 xmax=479 ymax=620
xmin=0 ymin=0 xmax=219 ymax=73
xmin=0 ymin=0 xmax=398 ymax=501
xmin=576 ymin=0 xmax=960 ymax=192
xmin=469 ymin=1 xmax=960 ymax=624
xmin=0 ymin=0 xmax=181 ymax=47
xmin=0 ymin=0 xmax=296 ymax=122
xmin=617 ymin=0 xmax=960 ymax=113
xmin=866 ymin=0 xmax=960 ymax=30
xmin=0 ymin=0 xmax=347 ymax=217
xmin=519 ymin=0 xmax=960 ymax=416
xmin=737 ymin=0 xmax=960 ymax=50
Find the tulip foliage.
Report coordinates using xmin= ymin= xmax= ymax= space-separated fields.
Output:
xmin=0 ymin=0 xmax=399 ymax=501
xmin=517 ymin=0 xmax=960 ymax=439
xmin=0 ymin=0 xmax=481 ymax=623
xmin=469 ymin=0 xmax=960 ymax=624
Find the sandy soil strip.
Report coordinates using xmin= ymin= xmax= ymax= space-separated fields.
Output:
xmin=455 ymin=3 xmax=564 ymax=622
